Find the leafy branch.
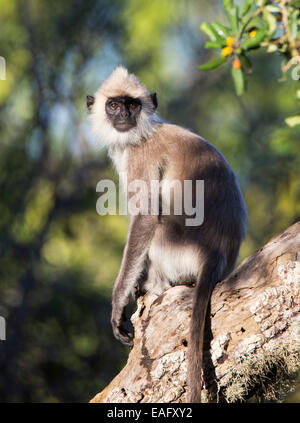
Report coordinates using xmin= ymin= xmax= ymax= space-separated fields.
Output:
xmin=198 ymin=0 xmax=300 ymax=126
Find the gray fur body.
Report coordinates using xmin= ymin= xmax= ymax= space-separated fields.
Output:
xmin=88 ymin=67 xmax=247 ymax=402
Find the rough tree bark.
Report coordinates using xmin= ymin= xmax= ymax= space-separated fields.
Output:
xmin=91 ymin=222 xmax=300 ymax=403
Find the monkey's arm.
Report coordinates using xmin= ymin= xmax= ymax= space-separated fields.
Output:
xmin=111 ymin=214 xmax=157 ymax=346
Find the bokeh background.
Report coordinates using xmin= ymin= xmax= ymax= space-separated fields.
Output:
xmin=0 ymin=0 xmax=299 ymax=402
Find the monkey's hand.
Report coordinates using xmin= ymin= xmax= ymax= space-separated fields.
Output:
xmin=111 ymin=303 xmax=134 ymax=348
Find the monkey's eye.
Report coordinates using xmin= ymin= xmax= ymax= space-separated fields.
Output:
xmin=110 ymin=102 xmax=119 ymax=110
xmin=129 ymin=103 xmax=137 ymax=110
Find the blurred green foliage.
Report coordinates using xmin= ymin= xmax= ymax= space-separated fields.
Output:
xmin=0 ymin=0 xmax=299 ymax=402
xmin=199 ymin=0 xmax=300 ymax=125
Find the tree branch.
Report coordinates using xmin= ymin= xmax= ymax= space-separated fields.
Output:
xmin=91 ymin=221 xmax=300 ymax=403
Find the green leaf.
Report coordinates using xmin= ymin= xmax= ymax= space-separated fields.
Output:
xmin=211 ymin=21 xmax=231 ymax=38
xmin=266 ymin=44 xmax=278 ymax=53
xmin=223 ymin=0 xmax=239 ymax=36
xmin=240 ymin=52 xmax=252 ymax=71
xmin=200 ymin=22 xmax=225 ymax=45
xmin=241 ymin=29 xmax=267 ymax=50
xmin=289 ymin=10 xmax=299 ymax=40
xmin=262 ymin=9 xmax=277 ymax=37
xmin=241 ymin=3 xmax=256 ymax=25
xmin=223 ymin=0 xmax=233 ymax=8
xmin=198 ymin=55 xmax=227 ymax=71
xmin=285 ymin=115 xmax=300 ymax=127
xmin=242 ymin=0 xmax=254 ymax=16
xmin=265 ymin=5 xmax=281 ymax=13
xmin=205 ymin=41 xmax=223 ymax=49
xmin=232 ymin=66 xmax=245 ymax=96
xmin=246 ymin=16 xmax=263 ymax=30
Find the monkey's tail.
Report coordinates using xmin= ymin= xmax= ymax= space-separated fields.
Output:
xmin=187 ymin=253 xmax=226 ymax=403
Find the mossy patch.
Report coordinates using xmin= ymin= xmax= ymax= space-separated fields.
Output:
xmin=222 ymin=345 xmax=300 ymax=402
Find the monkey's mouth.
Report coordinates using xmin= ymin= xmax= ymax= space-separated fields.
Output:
xmin=115 ymin=123 xmax=135 ymax=132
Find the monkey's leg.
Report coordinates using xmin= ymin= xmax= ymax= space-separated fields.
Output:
xmin=139 ymin=264 xmax=171 ymax=296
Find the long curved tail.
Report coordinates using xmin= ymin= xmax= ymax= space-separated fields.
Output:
xmin=187 ymin=253 xmax=227 ymax=402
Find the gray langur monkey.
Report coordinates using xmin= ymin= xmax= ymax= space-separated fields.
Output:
xmin=87 ymin=67 xmax=247 ymax=402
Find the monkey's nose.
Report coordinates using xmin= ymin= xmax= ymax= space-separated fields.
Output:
xmin=120 ymin=110 xmax=129 ymax=119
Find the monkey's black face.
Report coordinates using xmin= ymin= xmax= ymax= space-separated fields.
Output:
xmin=105 ymin=96 xmax=142 ymax=132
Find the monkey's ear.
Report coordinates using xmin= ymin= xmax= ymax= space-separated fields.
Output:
xmin=150 ymin=92 xmax=158 ymax=110
xmin=86 ymin=95 xmax=95 ymax=111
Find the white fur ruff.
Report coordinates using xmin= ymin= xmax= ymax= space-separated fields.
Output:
xmin=90 ymin=66 xmax=160 ymax=149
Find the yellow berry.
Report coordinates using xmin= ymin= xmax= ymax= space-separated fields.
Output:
xmin=226 ymin=36 xmax=234 ymax=47
xmin=249 ymin=29 xmax=257 ymax=38
xmin=232 ymin=58 xmax=241 ymax=69
xmin=222 ymin=46 xmax=232 ymax=57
